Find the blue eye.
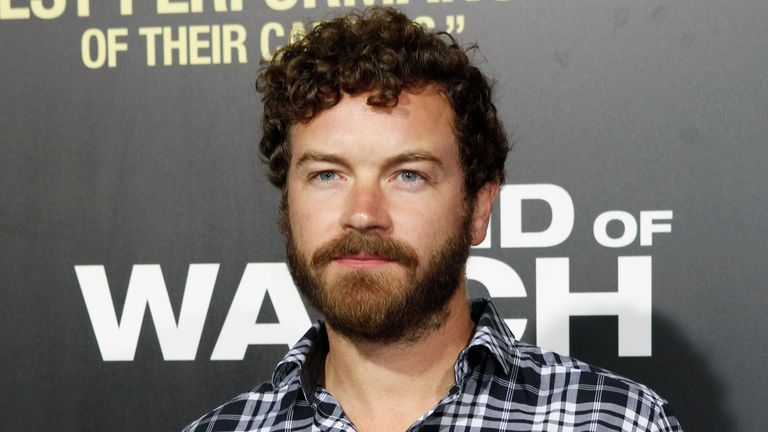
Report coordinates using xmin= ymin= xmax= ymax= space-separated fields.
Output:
xmin=400 ymin=171 xmax=421 ymax=182
xmin=316 ymin=171 xmax=336 ymax=182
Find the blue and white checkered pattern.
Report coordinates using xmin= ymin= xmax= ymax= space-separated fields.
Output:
xmin=183 ymin=299 xmax=682 ymax=431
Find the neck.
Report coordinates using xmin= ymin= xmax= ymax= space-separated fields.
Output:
xmin=321 ymin=287 xmax=475 ymax=431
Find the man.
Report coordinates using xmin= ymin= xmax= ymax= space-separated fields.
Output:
xmin=184 ymin=7 xmax=682 ymax=432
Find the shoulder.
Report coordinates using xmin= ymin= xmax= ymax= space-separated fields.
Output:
xmin=508 ymin=341 xmax=682 ymax=431
xmin=513 ymin=340 xmax=659 ymax=397
xmin=466 ymin=299 xmax=682 ymax=430
xmin=181 ymin=381 xmax=310 ymax=432
xmin=181 ymin=324 xmax=327 ymax=431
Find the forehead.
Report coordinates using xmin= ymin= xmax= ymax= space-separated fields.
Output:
xmin=289 ymin=87 xmax=458 ymax=163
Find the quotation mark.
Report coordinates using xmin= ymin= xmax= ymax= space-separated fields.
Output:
xmin=446 ymin=15 xmax=464 ymax=34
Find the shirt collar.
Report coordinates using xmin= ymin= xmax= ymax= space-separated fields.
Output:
xmin=271 ymin=322 xmax=328 ymax=402
xmin=461 ymin=298 xmax=519 ymax=376
xmin=270 ymin=298 xmax=519 ymax=399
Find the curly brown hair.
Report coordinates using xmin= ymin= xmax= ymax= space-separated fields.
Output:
xmin=257 ymin=7 xmax=510 ymax=198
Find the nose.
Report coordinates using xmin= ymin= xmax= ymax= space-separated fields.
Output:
xmin=341 ymin=181 xmax=392 ymax=234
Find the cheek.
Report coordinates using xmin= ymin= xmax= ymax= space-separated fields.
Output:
xmin=390 ymin=196 xmax=464 ymax=254
xmin=287 ymin=191 xmax=341 ymax=248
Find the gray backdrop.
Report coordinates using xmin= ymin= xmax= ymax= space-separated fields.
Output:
xmin=2 ymin=0 xmax=766 ymax=430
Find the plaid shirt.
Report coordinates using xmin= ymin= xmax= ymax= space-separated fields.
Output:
xmin=183 ymin=299 xmax=682 ymax=431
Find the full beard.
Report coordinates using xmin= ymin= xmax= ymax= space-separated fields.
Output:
xmin=285 ymin=214 xmax=472 ymax=344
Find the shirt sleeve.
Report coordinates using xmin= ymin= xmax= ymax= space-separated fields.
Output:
xmin=652 ymin=401 xmax=684 ymax=432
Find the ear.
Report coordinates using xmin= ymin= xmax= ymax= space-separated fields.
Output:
xmin=470 ymin=180 xmax=500 ymax=246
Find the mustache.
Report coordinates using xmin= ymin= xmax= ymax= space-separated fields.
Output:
xmin=311 ymin=231 xmax=419 ymax=269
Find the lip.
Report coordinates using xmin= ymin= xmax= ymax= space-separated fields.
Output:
xmin=333 ymin=254 xmax=394 ymax=268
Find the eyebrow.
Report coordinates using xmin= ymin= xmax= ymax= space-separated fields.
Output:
xmin=295 ymin=151 xmax=444 ymax=170
xmin=383 ymin=152 xmax=444 ymax=169
xmin=295 ymin=153 xmax=352 ymax=172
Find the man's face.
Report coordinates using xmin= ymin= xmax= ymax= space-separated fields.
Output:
xmin=284 ymin=87 xmax=493 ymax=343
